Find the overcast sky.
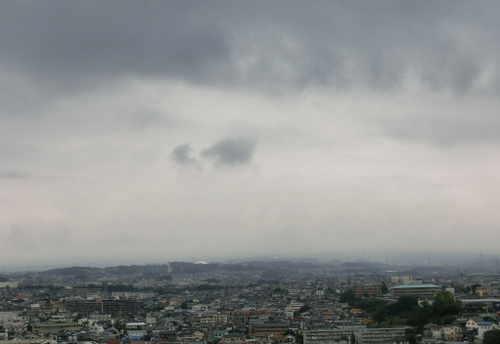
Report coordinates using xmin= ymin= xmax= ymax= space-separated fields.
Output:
xmin=1 ymin=1 xmax=500 ymax=269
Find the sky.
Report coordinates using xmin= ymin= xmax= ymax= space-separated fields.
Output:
xmin=1 ymin=1 xmax=500 ymax=269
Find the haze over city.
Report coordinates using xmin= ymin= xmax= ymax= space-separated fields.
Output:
xmin=1 ymin=1 xmax=500 ymax=269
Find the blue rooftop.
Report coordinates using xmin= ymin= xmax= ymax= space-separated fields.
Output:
xmin=478 ymin=321 xmax=493 ymax=326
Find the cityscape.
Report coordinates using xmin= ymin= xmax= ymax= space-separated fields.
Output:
xmin=0 ymin=258 xmax=500 ymax=344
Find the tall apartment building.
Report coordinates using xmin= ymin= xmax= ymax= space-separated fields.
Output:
xmin=391 ymin=284 xmax=441 ymax=298
xmin=60 ymin=287 xmax=88 ymax=298
xmin=248 ymin=322 xmax=290 ymax=336
xmin=304 ymin=326 xmax=367 ymax=344
xmin=304 ymin=329 xmax=350 ymax=344
xmin=354 ymin=327 xmax=408 ymax=344
xmin=353 ymin=285 xmax=382 ymax=298
xmin=66 ymin=299 xmax=138 ymax=314
xmin=305 ymin=327 xmax=407 ymax=344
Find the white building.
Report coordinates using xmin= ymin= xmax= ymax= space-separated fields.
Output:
xmin=478 ymin=321 xmax=498 ymax=338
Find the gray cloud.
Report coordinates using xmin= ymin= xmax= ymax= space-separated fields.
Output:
xmin=2 ymin=221 xmax=75 ymax=251
xmin=171 ymin=144 xmax=198 ymax=165
xmin=201 ymin=137 xmax=257 ymax=166
xmin=0 ymin=1 xmax=231 ymax=96
xmin=382 ymin=113 xmax=500 ymax=145
xmin=0 ymin=170 xmax=31 ymax=179
xmin=1 ymin=1 xmax=500 ymax=98
xmin=2 ymin=1 xmax=500 ymax=267
xmin=0 ymin=1 xmax=496 ymax=148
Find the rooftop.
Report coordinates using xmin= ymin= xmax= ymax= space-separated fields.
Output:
xmin=392 ymin=284 xmax=440 ymax=289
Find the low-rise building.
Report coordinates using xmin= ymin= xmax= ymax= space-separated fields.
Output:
xmin=391 ymin=285 xmax=441 ymax=298
xmin=353 ymin=286 xmax=382 ymax=298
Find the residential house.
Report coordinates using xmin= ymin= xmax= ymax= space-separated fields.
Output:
xmin=442 ymin=325 xmax=461 ymax=341
xmin=220 ymin=333 xmax=246 ymax=344
xmin=466 ymin=317 xmax=481 ymax=332
xmin=478 ymin=321 xmax=498 ymax=338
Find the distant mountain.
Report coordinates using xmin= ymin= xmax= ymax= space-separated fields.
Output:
xmin=40 ymin=258 xmax=395 ymax=278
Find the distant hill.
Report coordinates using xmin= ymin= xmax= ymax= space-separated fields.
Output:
xmin=40 ymin=259 xmax=391 ymax=278
xmin=43 ymin=266 xmax=101 ymax=276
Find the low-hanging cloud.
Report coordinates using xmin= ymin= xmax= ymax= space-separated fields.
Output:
xmin=201 ymin=137 xmax=257 ymax=166
xmin=171 ymin=138 xmax=257 ymax=168
xmin=170 ymin=144 xmax=199 ymax=165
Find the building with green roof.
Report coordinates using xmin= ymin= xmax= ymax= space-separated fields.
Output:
xmin=391 ymin=284 xmax=441 ymax=298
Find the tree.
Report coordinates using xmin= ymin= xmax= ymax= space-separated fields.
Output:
xmin=405 ymin=328 xmax=417 ymax=344
xmin=339 ymin=289 xmax=357 ymax=305
xmin=471 ymin=284 xmax=482 ymax=295
xmin=406 ymin=301 xmax=432 ymax=332
xmin=432 ymin=291 xmax=459 ymax=318
xmin=483 ymin=316 xmax=497 ymax=323
xmin=381 ymin=282 xmax=389 ymax=295
xmin=371 ymin=296 xmax=419 ymax=324
xmin=483 ymin=329 xmax=500 ymax=344
xmin=299 ymin=304 xmax=312 ymax=313
xmin=390 ymin=296 xmax=419 ymax=314
xmin=356 ymin=298 xmax=388 ymax=315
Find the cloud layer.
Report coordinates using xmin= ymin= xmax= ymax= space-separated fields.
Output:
xmin=1 ymin=2 xmax=500 ymax=96
xmin=201 ymin=137 xmax=257 ymax=166
xmin=1 ymin=1 xmax=500 ymax=268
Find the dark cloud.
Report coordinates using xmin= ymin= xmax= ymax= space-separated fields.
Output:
xmin=201 ymin=137 xmax=257 ymax=166
xmin=0 ymin=1 xmax=231 ymax=95
xmin=1 ymin=1 xmax=500 ymax=147
xmin=171 ymin=144 xmax=198 ymax=165
xmin=1 ymin=1 xmax=499 ymax=96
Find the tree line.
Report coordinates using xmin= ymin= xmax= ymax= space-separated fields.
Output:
xmin=340 ymin=289 xmax=460 ymax=333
